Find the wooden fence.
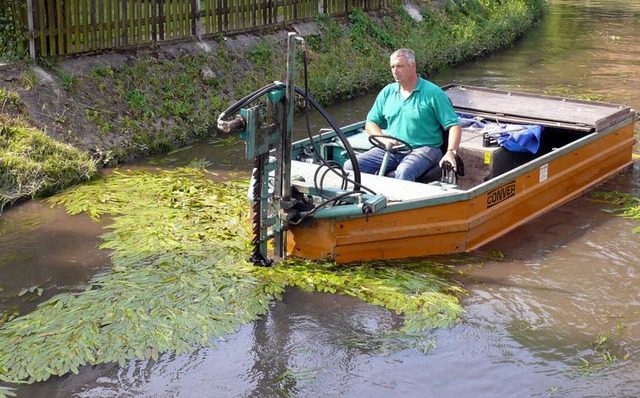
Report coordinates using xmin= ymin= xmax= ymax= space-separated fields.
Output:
xmin=2 ymin=0 xmax=399 ymax=58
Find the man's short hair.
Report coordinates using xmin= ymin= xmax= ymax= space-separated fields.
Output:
xmin=391 ymin=48 xmax=416 ymax=65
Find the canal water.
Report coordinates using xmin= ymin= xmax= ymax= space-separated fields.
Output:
xmin=4 ymin=0 xmax=640 ymax=396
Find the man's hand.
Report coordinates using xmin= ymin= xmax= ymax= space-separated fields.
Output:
xmin=440 ymin=125 xmax=462 ymax=171
xmin=381 ymin=136 xmax=402 ymax=148
xmin=439 ymin=150 xmax=457 ymax=171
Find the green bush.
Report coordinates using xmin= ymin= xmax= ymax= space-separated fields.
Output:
xmin=0 ymin=1 xmax=27 ymax=61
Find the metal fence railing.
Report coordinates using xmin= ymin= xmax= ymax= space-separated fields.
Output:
xmin=1 ymin=0 xmax=400 ymax=58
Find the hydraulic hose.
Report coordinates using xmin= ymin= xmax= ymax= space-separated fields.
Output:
xmin=217 ymin=82 xmax=282 ymax=125
xmin=217 ymin=82 xmax=367 ymax=193
xmin=293 ymin=85 xmax=364 ymax=192
xmin=289 ymin=190 xmax=369 ymax=226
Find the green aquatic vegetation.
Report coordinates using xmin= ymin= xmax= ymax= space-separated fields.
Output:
xmin=258 ymin=259 xmax=465 ymax=333
xmin=0 ymin=214 xmax=41 ymax=236
xmin=0 ymin=168 xmax=466 ymax=394
xmin=0 ymin=386 xmax=15 ymax=398
xmin=186 ymin=158 xmax=213 ymax=169
xmin=338 ymin=329 xmax=438 ymax=355
xmin=0 ymin=305 xmax=19 ymax=328
xmin=591 ymin=191 xmax=640 ymax=232
xmin=210 ymin=135 xmax=243 ymax=147
xmin=576 ymin=330 xmax=630 ymax=377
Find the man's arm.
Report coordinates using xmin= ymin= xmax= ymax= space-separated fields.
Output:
xmin=365 ymin=121 xmax=384 ymax=136
xmin=439 ymin=124 xmax=462 ymax=171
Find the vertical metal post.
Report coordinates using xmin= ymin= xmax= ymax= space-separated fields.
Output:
xmin=272 ymin=32 xmax=296 ymax=261
xmin=284 ymin=32 xmax=295 ymax=203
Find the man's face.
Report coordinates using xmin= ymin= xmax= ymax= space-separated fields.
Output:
xmin=390 ymin=55 xmax=415 ymax=85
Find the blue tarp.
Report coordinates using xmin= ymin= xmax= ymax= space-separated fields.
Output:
xmin=458 ymin=114 xmax=543 ymax=154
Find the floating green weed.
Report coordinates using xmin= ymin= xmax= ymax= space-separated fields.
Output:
xmin=0 ymin=386 xmax=15 ymax=398
xmin=591 ymin=191 xmax=640 ymax=232
xmin=257 ymin=259 xmax=465 ymax=333
xmin=575 ymin=330 xmax=630 ymax=377
xmin=0 ymin=168 xmax=467 ymax=395
xmin=0 ymin=305 xmax=19 ymax=328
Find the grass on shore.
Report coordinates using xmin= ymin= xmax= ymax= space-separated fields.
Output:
xmin=0 ymin=89 xmax=96 ymax=211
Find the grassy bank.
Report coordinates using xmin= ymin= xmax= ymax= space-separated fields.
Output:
xmin=0 ymin=89 xmax=95 ymax=210
xmin=0 ymin=0 xmax=547 ymax=210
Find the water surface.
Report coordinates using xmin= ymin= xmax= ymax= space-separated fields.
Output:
xmin=5 ymin=0 xmax=640 ymax=396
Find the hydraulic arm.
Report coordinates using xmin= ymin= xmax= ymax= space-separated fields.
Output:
xmin=217 ymin=33 xmax=298 ymax=266
xmin=217 ymin=33 xmax=365 ymax=266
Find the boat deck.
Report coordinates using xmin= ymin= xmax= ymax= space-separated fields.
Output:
xmin=290 ymin=160 xmax=459 ymax=202
xmin=291 ymin=121 xmax=531 ymax=200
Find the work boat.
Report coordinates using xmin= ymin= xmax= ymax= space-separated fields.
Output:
xmin=217 ymin=33 xmax=638 ymax=265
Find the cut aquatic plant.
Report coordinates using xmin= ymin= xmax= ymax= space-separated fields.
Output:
xmin=591 ymin=191 xmax=640 ymax=232
xmin=0 ymin=168 xmax=466 ymax=394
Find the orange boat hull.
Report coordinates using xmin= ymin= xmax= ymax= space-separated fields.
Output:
xmin=288 ymin=123 xmax=635 ymax=263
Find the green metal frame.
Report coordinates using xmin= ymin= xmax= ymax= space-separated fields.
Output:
xmin=239 ymin=32 xmax=299 ymax=264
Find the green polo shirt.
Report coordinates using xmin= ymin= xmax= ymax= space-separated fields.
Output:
xmin=366 ymin=78 xmax=459 ymax=148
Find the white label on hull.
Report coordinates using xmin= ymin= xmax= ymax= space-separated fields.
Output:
xmin=539 ymin=163 xmax=548 ymax=182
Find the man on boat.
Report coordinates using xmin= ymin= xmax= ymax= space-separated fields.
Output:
xmin=345 ymin=48 xmax=462 ymax=181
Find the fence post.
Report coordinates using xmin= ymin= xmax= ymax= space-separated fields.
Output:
xmin=193 ymin=0 xmax=202 ymax=40
xmin=26 ymin=0 xmax=36 ymax=59
xmin=121 ymin=0 xmax=127 ymax=45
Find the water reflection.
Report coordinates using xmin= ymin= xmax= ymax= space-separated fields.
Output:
xmin=431 ymin=0 xmax=640 ymax=111
xmin=0 ymin=201 xmax=110 ymax=317
xmin=7 ymin=0 xmax=640 ymax=396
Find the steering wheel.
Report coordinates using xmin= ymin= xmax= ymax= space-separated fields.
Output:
xmin=367 ymin=135 xmax=413 ymax=177
xmin=368 ymin=135 xmax=413 ymax=155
